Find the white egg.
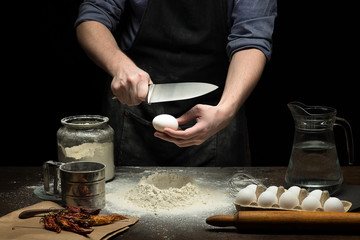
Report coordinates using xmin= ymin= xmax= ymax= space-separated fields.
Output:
xmin=258 ymin=191 xmax=278 ymax=207
xmin=324 ymin=197 xmax=344 ymax=212
xmin=288 ymin=186 xmax=301 ymax=196
xmin=308 ymin=189 xmax=323 ymax=200
xmin=301 ymin=196 xmax=321 ymax=211
xmin=279 ymin=191 xmax=299 ymax=209
xmin=235 ymin=188 xmax=257 ymax=205
xmin=152 ymin=114 xmax=178 ymax=132
xmin=266 ymin=186 xmax=278 ymax=194
xmin=245 ymin=184 xmax=258 ymax=193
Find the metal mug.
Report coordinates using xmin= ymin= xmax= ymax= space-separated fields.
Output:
xmin=43 ymin=160 xmax=106 ymax=209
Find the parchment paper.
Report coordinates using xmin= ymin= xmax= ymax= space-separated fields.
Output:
xmin=0 ymin=201 xmax=139 ymax=240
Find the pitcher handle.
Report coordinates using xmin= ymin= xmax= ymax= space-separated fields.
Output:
xmin=335 ymin=117 xmax=354 ymax=165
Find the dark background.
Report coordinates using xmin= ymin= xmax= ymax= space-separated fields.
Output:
xmin=4 ymin=1 xmax=358 ymax=167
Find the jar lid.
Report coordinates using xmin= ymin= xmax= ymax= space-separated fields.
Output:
xmin=61 ymin=115 xmax=109 ymax=129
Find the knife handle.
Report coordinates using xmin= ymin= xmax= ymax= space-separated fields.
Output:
xmin=112 ymin=84 xmax=153 ymax=104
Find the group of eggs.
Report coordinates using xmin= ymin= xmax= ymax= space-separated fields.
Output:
xmin=235 ymin=184 xmax=345 ymax=212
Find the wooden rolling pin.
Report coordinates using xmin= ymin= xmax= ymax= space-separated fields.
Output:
xmin=206 ymin=211 xmax=360 ymax=233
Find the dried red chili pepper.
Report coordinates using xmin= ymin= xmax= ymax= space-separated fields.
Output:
xmin=41 ymin=206 xmax=126 ymax=236
xmin=59 ymin=212 xmax=93 ymax=228
xmin=42 ymin=215 xmax=61 ymax=233
xmin=66 ymin=206 xmax=81 ymax=213
xmin=79 ymin=207 xmax=101 ymax=215
xmin=91 ymin=214 xmax=128 ymax=226
xmin=56 ymin=216 xmax=93 ymax=235
xmin=66 ymin=206 xmax=101 ymax=215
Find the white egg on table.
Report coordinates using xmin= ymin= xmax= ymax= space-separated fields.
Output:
xmin=152 ymin=114 xmax=178 ymax=132
xmin=288 ymin=186 xmax=301 ymax=196
xmin=324 ymin=197 xmax=344 ymax=212
xmin=245 ymin=184 xmax=258 ymax=193
xmin=308 ymin=189 xmax=323 ymax=200
xmin=301 ymin=195 xmax=321 ymax=211
xmin=258 ymin=191 xmax=278 ymax=207
xmin=266 ymin=186 xmax=278 ymax=194
xmin=279 ymin=191 xmax=299 ymax=209
xmin=235 ymin=188 xmax=257 ymax=205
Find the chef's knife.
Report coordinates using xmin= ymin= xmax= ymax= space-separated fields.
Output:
xmin=146 ymin=82 xmax=218 ymax=104
xmin=113 ymin=82 xmax=218 ymax=104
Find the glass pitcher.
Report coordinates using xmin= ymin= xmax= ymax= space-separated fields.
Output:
xmin=285 ymin=101 xmax=354 ymax=194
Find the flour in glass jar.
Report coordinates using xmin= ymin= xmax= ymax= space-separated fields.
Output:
xmin=58 ymin=142 xmax=115 ymax=181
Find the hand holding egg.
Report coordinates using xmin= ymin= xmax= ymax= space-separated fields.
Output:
xmin=152 ymin=114 xmax=179 ymax=132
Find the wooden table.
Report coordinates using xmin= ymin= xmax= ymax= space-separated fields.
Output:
xmin=0 ymin=166 xmax=359 ymax=239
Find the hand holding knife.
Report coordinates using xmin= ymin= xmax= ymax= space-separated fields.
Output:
xmin=113 ymin=82 xmax=218 ymax=104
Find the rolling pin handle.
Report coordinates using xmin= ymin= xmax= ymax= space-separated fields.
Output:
xmin=206 ymin=215 xmax=236 ymax=227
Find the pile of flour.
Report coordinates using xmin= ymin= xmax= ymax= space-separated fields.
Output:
xmin=105 ymin=171 xmax=236 ymax=217
xmin=125 ymin=172 xmax=203 ymax=212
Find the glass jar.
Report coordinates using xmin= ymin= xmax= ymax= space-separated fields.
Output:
xmin=57 ymin=115 xmax=115 ymax=181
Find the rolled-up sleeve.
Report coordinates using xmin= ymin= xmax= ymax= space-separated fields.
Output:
xmin=227 ymin=0 xmax=277 ymax=61
xmin=74 ymin=0 xmax=126 ymax=32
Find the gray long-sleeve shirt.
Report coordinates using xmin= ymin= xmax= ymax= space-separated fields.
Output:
xmin=74 ymin=0 xmax=277 ymax=60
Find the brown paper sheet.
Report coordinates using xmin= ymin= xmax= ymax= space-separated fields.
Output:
xmin=0 ymin=201 xmax=139 ymax=240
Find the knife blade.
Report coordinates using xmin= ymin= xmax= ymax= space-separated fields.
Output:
xmin=146 ymin=82 xmax=218 ymax=104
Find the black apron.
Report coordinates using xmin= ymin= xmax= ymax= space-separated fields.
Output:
xmin=105 ymin=0 xmax=251 ymax=166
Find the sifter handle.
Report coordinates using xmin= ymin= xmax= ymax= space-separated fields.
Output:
xmin=43 ymin=160 xmax=63 ymax=195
